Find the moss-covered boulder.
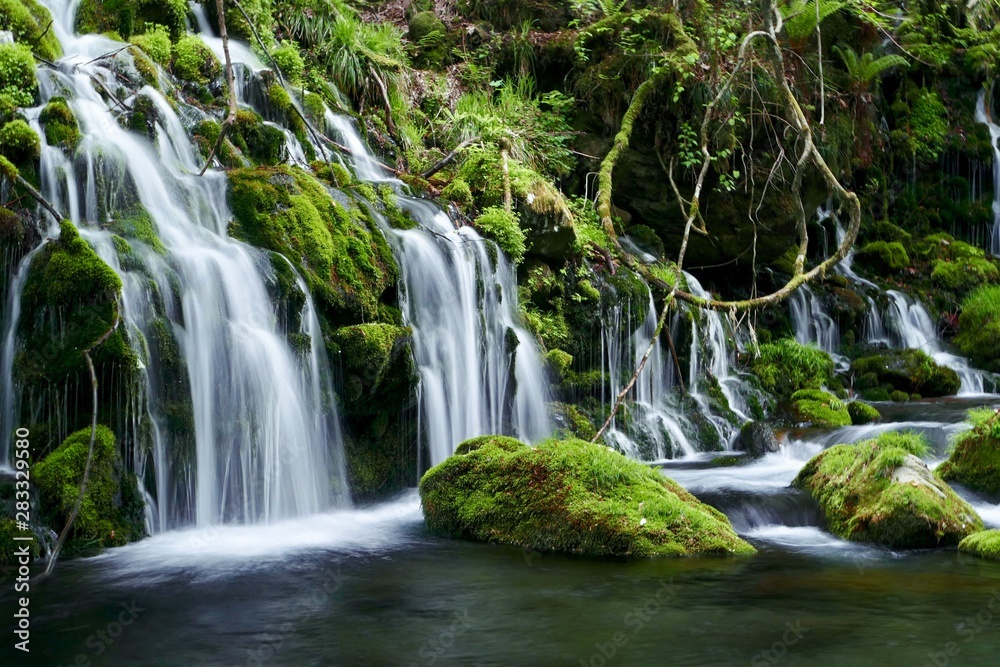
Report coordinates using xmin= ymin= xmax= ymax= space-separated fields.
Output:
xmin=227 ymin=166 xmax=398 ymax=324
xmin=0 ymin=0 xmax=62 ymax=60
xmin=854 ymin=240 xmax=910 ymax=274
xmin=76 ymin=0 xmax=187 ymax=40
xmin=170 ymin=35 xmax=220 ymax=84
xmin=938 ymin=408 xmax=1000 ymax=496
xmin=851 ymin=349 xmax=960 ymax=398
xmin=847 ymin=401 xmax=881 ymax=425
xmin=734 ymin=421 xmax=780 ymax=458
xmin=39 ymin=97 xmax=80 ymax=150
xmin=959 ymin=529 xmax=1000 ymax=561
xmin=955 ymin=286 xmax=1000 ymax=373
xmin=747 ymin=339 xmax=834 ymax=400
xmin=793 ymin=432 xmax=983 ymax=548
xmin=33 ymin=426 xmax=146 ymax=555
xmin=420 ymin=436 xmax=756 ymax=557
xmin=788 ymin=389 xmax=851 ymax=428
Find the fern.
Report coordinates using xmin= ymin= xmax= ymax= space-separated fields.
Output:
xmin=781 ymin=0 xmax=847 ymax=45
xmin=834 ymin=46 xmax=907 ymax=86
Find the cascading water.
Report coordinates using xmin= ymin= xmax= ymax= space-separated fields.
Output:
xmin=0 ymin=0 xmax=349 ymax=526
xmin=882 ymin=290 xmax=989 ymax=395
xmin=974 ymin=88 xmax=1000 ymax=255
xmin=380 ymin=198 xmax=551 ymax=466
xmin=789 ymin=283 xmax=847 ymax=370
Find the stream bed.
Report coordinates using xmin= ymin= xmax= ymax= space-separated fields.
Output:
xmin=5 ymin=398 xmax=1000 ymax=667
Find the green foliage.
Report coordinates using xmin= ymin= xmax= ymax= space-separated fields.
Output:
xmin=76 ymin=0 xmax=187 ymax=40
xmin=440 ymin=178 xmax=474 ymax=209
xmin=0 ymin=0 xmax=62 ymax=60
xmin=748 ymin=339 xmax=834 ymax=400
xmin=931 ymin=257 xmax=1000 ymax=294
xmin=131 ymin=24 xmax=172 ymax=65
xmin=33 ymin=426 xmax=146 ymax=553
xmin=938 ymin=409 xmax=1000 ymax=496
xmin=781 ymin=0 xmax=847 ymax=45
xmin=0 ymin=518 xmax=39 ymax=566
xmin=789 ymin=389 xmax=851 ymax=427
xmin=794 ymin=432 xmax=981 ymax=548
xmin=39 ymin=97 xmax=80 ymax=150
xmin=420 ymin=436 xmax=755 ymax=557
xmin=0 ymin=118 xmax=39 ymax=163
xmin=171 ymin=36 xmax=220 ymax=84
xmin=271 ymin=41 xmax=305 ymax=85
xmin=833 ymin=46 xmax=907 ymax=87
xmin=0 ymin=42 xmax=37 ymax=108
xmin=853 ymin=240 xmax=910 ymax=273
xmin=959 ymin=530 xmax=1000 ymax=561
xmin=904 ymin=88 xmax=949 ymax=162
xmin=955 ymin=286 xmax=1000 ymax=371
xmin=474 ymin=206 xmax=526 ymax=263
xmin=848 ymin=401 xmax=881 ymax=425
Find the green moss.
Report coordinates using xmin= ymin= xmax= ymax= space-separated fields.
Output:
xmin=270 ymin=41 xmax=304 ymax=84
xmin=440 ymin=178 xmax=474 ymax=210
xmin=76 ymin=0 xmax=187 ymax=40
xmin=0 ymin=42 xmax=36 ymax=108
xmin=938 ymin=409 xmax=1000 ymax=496
xmin=793 ymin=432 xmax=982 ymax=548
xmin=0 ymin=0 xmax=62 ymax=60
xmin=851 ymin=348 xmax=960 ymax=398
xmin=789 ymin=389 xmax=851 ymax=428
xmin=955 ymin=286 xmax=1000 ymax=371
xmin=33 ymin=426 xmax=146 ymax=555
xmin=420 ymin=436 xmax=755 ymax=557
xmin=107 ymin=206 xmax=165 ymax=253
xmin=39 ymin=97 xmax=80 ymax=150
xmin=854 ymin=241 xmax=910 ymax=273
xmin=333 ymin=323 xmax=415 ymax=406
xmin=748 ymin=339 xmax=834 ymax=400
xmin=0 ymin=517 xmax=39 ymax=566
xmin=131 ymin=23 xmax=172 ymax=65
xmin=227 ymin=166 xmax=397 ymax=323
xmin=890 ymin=390 xmax=910 ymax=403
xmin=474 ymin=206 xmax=526 ymax=263
xmin=931 ymin=257 xmax=1000 ymax=293
xmin=171 ymin=36 xmax=220 ymax=84
xmin=0 ymin=118 xmax=39 ymax=164
xmin=230 ymin=109 xmax=285 ymax=166
xmin=959 ymin=529 xmax=1000 ymax=561
xmin=847 ymin=401 xmax=881 ymax=425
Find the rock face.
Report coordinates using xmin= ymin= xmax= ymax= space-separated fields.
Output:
xmin=938 ymin=408 xmax=1000 ymax=496
xmin=419 ymin=436 xmax=755 ymax=557
xmin=793 ymin=432 xmax=982 ymax=548
xmin=734 ymin=421 xmax=780 ymax=458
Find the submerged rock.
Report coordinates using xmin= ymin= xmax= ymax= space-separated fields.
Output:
xmin=938 ymin=408 xmax=1000 ymax=496
xmin=959 ymin=529 xmax=1000 ymax=561
xmin=420 ymin=436 xmax=755 ymax=557
xmin=793 ymin=432 xmax=982 ymax=548
xmin=734 ymin=421 xmax=780 ymax=458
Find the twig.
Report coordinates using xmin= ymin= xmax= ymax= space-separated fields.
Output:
xmin=419 ymin=136 xmax=480 ymax=180
xmin=200 ymin=0 xmax=239 ymax=176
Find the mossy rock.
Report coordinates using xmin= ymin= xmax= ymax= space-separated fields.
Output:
xmin=955 ymin=286 xmax=1000 ymax=372
xmin=0 ymin=0 xmax=62 ymax=60
xmin=0 ymin=42 xmax=36 ymax=111
xmin=793 ymin=432 xmax=982 ymax=549
xmin=938 ymin=408 xmax=1000 ymax=496
xmin=847 ymin=401 xmax=881 ymax=425
xmin=0 ymin=118 xmax=39 ymax=165
xmin=332 ymin=323 xmax=416 ymax=414
xmin=853 ymin=241 xmax=910 ymax=274
xmin=76 ymin=0 xmax=187 ymax=40
xmin=734 ymin=421 xmax=780 ymax=458
xmin=33 ymin=426 xmax=146 ymax=555
xmin=420 ymin=436 xmax=756 ymax=557
xmin=931 ymin=257 xmax=999 ymax=294
xmin=958 ymin=530 xmax=1000 ymax=561
xmin=851 ymin=349 xmax=960 ymax=398
xmin=788 ymin=389 xmax=851 ymax=428
xmin=0 ymin=516 xmax=39 ymax=566
xmin=171 ymin=36 xmax=220 ymax=84
xmin=747 ymin=339 xmax=834 ymax=400
xmin=227 ymin=166 xmax=398 ymax=324
xmin=549 ymin=402 xmax=597 ymax=441
xmin=39 ymin=97 xmax=80 ymax=150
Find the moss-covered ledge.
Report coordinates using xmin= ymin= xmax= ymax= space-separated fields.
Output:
xmin=419 ymin=435 xmax=755 ymax=557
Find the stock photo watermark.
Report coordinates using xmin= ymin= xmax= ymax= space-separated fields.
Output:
xmin=408 ymin=608 xmax=475 ymax=667
xmin=579 ymin=578 xmax=678 ymax=667
xmin=750 ymin=620 xmax=810 ymax=667
xmin=54 ymin=600 xmax=145 ymax=667
xmin=922 ymin=588 xmax=1000 ymax=667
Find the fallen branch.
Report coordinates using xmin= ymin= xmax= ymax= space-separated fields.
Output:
xmin=419 ymin=136 xmax=480 ymax=180
xmin=42 ymin=303 xmax=122 ymax=577
xmin=0 ymin=155 xmax=64 ymax=227
xmin=200 ymin=0 xmax=238 ymax=176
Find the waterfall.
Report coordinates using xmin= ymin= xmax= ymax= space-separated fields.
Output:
xmin=882 ymin=291 xmax=988 ymax=395
xmin=0 ymin=0 xmax=349 ymax=526
xmin=974 ymin=88 xmax=1000 ymax=255
xmin=788 ymin=284 xmax=847 ymax=370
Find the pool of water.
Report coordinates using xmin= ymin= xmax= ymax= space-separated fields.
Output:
xmin=4 ymin=398 xmax=1000 ymax=667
